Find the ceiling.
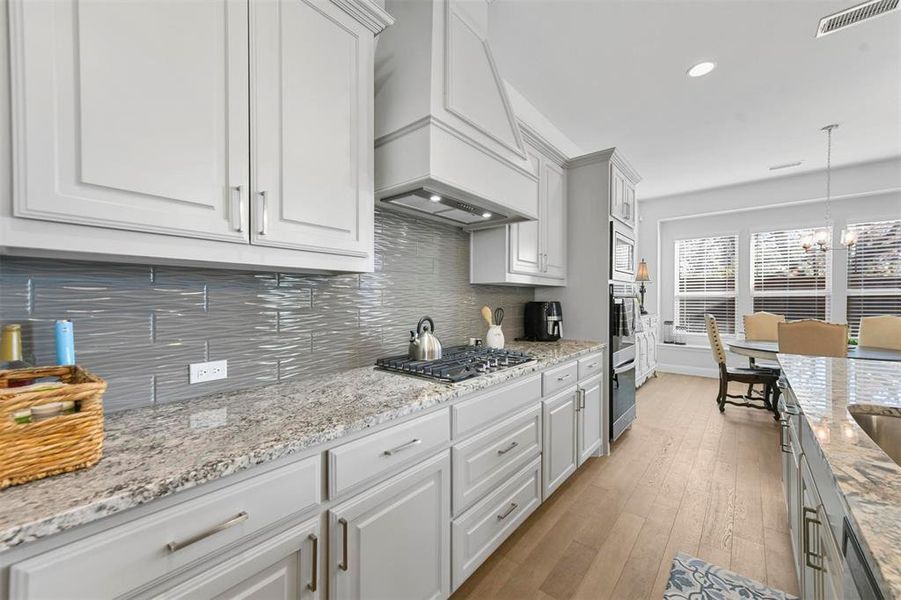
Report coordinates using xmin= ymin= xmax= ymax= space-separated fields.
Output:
xmin=487 ymin=0 xmax=901 ymax=199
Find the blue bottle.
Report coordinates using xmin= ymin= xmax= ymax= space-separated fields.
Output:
xmin=55 ymin=320 xmax=75 ymax=366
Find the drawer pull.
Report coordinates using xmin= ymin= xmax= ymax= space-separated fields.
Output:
xmin=166 ymin=511 xmax=248 ymax=553
xmin=586 ymin=362 xmax=599 ymax=369
xmin=497 ymin=441 xmax=519 ymax=455
xmin=307 ymin=533 xmax=318 ymax=591
xmin=497 ymin=502 xmax=518 ymax=521
xmin=803 ymin=507 xmax=825 ymax=572
xmin=779 ymin=420 xmax=791 ymax=453
xmin=383 ymin=438 xmax=422 ymax=456
xmin=556 ymin=373 xmax=572 ymax=382
xmin=338 ymin=518 xmax=349 ymax=571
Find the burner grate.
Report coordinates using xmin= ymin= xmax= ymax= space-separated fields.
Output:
xmin=375 ymin=346 xmax=535 ymax=383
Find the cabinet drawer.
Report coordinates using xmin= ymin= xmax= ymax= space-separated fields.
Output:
xmin=577 ymin=352 xmax=603 ymax=381
xmin=451 ymin=457 xmax=542 ymax=590
xmin=452 ymin=404 xmax=541 ymax=515
xmin=328 ymin=408 xmax=450 ymax=498
xmin=453 ymin=374 xmax=541 ymax=439
xmin=542 ymin=361 xmax=578 ymax=396
xmin=9 ymin=456 xmax=321 ymax=600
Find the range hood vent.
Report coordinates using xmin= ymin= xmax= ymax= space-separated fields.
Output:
xmin=382 ymin=188 xmax=521 ymax=227
xmin=374 ymin=0 xmax=539 ymax=228
xmin=816 ymin=0 xmax=899 ymax=37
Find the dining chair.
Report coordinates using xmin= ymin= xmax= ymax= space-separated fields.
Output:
xmin=705 ymin=314 xmax=780 ymax=419
xmin=858 ymin=315 xmax=901 ymax=351
xmin=743 ymin=312 xmax=785 ymax=342
xmin=741 ymin=311 xmax=785 ymax=398
xmin=777 ymin=320 xmax=848 ymax=358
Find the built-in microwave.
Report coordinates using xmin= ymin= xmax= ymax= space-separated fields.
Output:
xmin=611 ymin=220 xmax=636 ymax=282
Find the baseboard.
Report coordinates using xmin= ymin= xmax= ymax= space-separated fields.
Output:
xmin=657 ymin=363 xmax=719 ymax=379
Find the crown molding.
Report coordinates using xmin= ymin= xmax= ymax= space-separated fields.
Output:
xmin=518 ymin=121 xmax=568 ymax=167
xmin=330 ymin=0 xmax=394 ymax=34
xmin=566 ymin=147 xmax=642 ymax=184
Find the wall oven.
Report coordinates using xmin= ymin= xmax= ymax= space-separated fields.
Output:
xmin=611 ymin=220 xmax=636 ymax=282
xmin=610 ymin=282 xmax=637 ymax=441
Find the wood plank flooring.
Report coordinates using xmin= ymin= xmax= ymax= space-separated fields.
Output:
xmin=451 ymin=373 xmax=799 ymax=600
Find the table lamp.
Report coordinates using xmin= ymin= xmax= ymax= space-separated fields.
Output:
xmin=636 ymin=259 xmax=651 ymax=315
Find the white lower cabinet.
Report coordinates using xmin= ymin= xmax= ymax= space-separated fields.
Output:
xmin=451 ymin=457 xmax=542 ymax=590
xmin=577 ymin=375 xmax=603 ymax=466
xmin=542 ymin=386 xmax=579 ymax=499
xmin=635 ymin=314 xmax=658 ymax=388
xmin=329 ymin=451 xmax=451 ymax=600
xmin=156 ymin=517 xmax=321 ymax=600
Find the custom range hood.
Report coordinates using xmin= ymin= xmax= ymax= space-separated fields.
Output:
xmin=374 ymin=0 xmax=539 ymax=229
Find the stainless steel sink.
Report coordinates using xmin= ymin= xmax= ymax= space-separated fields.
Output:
xmin=849 ymin=408 xmax=901 ymax=466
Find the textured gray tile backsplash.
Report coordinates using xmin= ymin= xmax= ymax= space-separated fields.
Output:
xmin=0 ymin=209 xmax=534 ymax=411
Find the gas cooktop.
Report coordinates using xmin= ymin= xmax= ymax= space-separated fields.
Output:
xmin=375 ymin=346 xmax=535 ymax=383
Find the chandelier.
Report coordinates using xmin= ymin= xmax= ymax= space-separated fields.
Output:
xmin=800 ymin=124 xmax=857 ymax=252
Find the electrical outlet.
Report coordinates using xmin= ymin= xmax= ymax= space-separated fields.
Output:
xmin=189 ymin=360 xmax=228 ymax=384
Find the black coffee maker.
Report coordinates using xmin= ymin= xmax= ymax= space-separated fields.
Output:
xmin=523 ymin=301 xmax=563 ymax=342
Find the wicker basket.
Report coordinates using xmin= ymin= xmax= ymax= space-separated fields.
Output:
xmin=0 ymin=366 xmax=106 ymax=489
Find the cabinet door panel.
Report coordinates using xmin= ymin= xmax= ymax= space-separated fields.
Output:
xmin=251 ymin=0 xmax=373 ymax=258
xmin=330 ymin=452 xmax=450 ymax=600
xmin=542 ymin=160 xmax=566 ymax=279
xmin=578 ymin=377 xmax=603 ymax=465
xmin=542 ymin=389 xmax=578 ymax=499
xmin=10 ymin=0 xmax=249 ymax=241
xmin=509 ymin=149 xmax=542 ymax=275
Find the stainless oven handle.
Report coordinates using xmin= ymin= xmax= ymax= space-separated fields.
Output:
xmin=614 ymin=361 xmax=635 ymax=375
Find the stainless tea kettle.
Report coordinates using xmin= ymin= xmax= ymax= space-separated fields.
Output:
xmin=409 ymin=316 xmax=442 ymax=361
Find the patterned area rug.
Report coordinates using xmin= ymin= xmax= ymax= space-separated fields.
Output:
xmin=664 ymin=553 xmax=799 ymax=599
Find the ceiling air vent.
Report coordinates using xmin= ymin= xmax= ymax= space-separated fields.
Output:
xmin=816 ymin=0 xmax=899 ymax=37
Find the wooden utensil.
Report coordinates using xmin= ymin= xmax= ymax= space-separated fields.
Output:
xmin=481 ymin=305 xmax=494 ymax=326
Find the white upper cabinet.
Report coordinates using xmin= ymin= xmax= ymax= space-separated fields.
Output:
xmin=10 ymin=0 xmax=250 ymax=242
xmin=5 ymin=0 xmax=392 ymax=272
xmin=610 ymin=162 xmax=636 ymax=229
xmin=250 ymin=0 xmax=373 ymax=260
xmin=470 ymin=126 xmax=568 ymax=286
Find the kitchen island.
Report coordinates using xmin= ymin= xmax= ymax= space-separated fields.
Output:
xmin=778 ymin=354 xmax=901 ymax=599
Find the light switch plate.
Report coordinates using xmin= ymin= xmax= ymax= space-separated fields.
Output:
xmin=189 ymin=360 xmax=228 ymax=384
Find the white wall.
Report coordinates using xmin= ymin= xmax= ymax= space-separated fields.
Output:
xmin=637 ymin=159 xmax=901 ymax=377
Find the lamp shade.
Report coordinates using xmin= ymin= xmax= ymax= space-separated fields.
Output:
xmin=636 ymin=259 xmax=651 ymax=282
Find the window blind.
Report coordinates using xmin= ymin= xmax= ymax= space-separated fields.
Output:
xmin=845 ymin=219 xmax=901 ymax=336
xmin=751 ymin=228 xmax=830 ymax=321
xmin=675 ymin=235 xmax=737 ymax=334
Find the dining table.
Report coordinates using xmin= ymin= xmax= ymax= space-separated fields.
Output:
xmin=728 ymin=339 xmax=901 ymax=362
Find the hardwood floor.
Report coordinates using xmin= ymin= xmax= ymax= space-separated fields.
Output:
xmin=451 ymin=373 xmax=799 ymax=600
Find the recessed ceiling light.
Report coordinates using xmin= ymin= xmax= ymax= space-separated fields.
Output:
xmin=481 ymin=212 xmax=492 ymax=219
xmin=429 ymin=194 xmax=441 ymax=202
xmin=687 ymin=61 xmax=716 ymax=78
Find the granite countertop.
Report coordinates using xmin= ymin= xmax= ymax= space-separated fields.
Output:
xmin=0 ymin=340 xmax=604 ymax=552
xmin=778 ymin=354 xmax=901 ymax=598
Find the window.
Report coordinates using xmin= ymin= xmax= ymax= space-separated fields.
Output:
xmin=751 ymin=228 xmax=830 ymax=322
xmin=675 ymin=235 xmax=737 ymax=334
xmin=845 ymin=219 xmax=901 ymax=337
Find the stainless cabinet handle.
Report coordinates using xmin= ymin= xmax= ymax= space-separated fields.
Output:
xmin=258 ymin=190 xmax=268 ymax=235
xmin=497 ymin=441 xmax=519 ymax=455
xmin=166 ymin=511 xmax=248 ymax=553
xmin=497 ymin=502 xmax=518 ymax=520
xmin=232 ymin=185 xmax=244 ymax=232
xmin=779 ymin=420 xmax=791 ymax=453
xmin=557 ymin=373 xmax=571 ymax=382
xmin=803 ymin=507 xmax=824 ymax=572
xmin=307 ymin=533 xmax=318 ymax=592
xmin=580 ymin=389 xmax=586 ymax=410
xmin=383 ymin=438 xmax=422 ymax=456
xmin=338 ymin=518 xmax=349 ymax=571
xmin=587 ymin=362 xmax=599 ymax=369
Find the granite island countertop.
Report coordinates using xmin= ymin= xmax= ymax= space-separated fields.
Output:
xmin=0 ymin=340 xmax=604 ymax=552
xmin=778 ymin=354 xmax=901 ymax=599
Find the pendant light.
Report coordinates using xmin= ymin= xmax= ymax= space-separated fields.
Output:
xmin=802 ymin=124 xmax=857 ymax=252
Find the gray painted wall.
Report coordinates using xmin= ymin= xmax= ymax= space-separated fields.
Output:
xmin=0 ymin=209 xmax=533 ymax=411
